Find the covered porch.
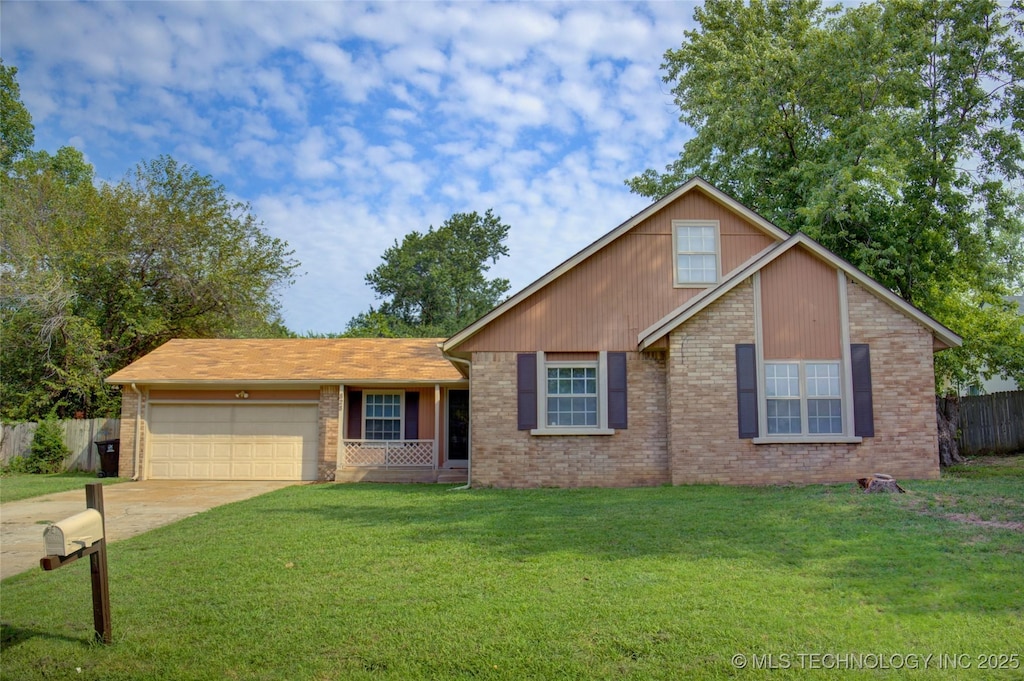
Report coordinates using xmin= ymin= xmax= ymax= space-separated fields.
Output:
xmin=333 ymin=383 xmax=469 ymax=483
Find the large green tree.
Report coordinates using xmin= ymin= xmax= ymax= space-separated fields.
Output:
xmin=346 ymin=210 xmax=511 ymax=338
xmin=1 ymin=68 xmax=298 ymax=419
xmin=0 ymin=61 xmax=33 ymax=170
xmin=628 ymin=0 xmax=1024 ymax=394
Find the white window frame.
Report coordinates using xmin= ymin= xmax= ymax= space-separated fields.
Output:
xmin=363 ymin=391 xmax=404 ymax=441
xmin=765 ymin=362 xmax=803 ymax=435
xmin=763 ymin=361 xmax=844 ymax=437
xmin=673 ymin=220 xmax=721 ymax=287
xmin=531 ymin=351 xmax=614 ymax=436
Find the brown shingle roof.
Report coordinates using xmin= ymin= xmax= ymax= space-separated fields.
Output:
xmin=106 ymin=338 xmax=464 ymax=384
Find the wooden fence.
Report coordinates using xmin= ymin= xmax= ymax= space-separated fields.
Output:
xmin=957 ymin=391 xmax=1024 ymax=455
xmin=0 ymin=419 xmax=121 ymax=472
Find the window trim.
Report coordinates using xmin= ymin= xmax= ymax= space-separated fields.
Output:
xmin=362 ymin=390 xmax=404 ymax=441
xmin=531 ymin=351 xmax=615 ymax=436
xmin=762 ymin=360 xmax=845 ymax=435
xmin=672 ymin=220 xmax=721 ymax=288
xmin=754 ymin=360 xmax=861 ymax=444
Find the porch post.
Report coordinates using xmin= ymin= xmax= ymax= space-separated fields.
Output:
xmin=338 ymin=384 xmax=345 ymax=472
xmin=434 ymin=383 xmax=440 ymax=468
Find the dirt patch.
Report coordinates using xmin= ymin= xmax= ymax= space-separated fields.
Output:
xmin=897 ymin=493 xmax=1024 ymax=533
xmin=940 ymin=513 xmax=1024 ymax=532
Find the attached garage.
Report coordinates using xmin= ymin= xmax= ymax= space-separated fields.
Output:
xmin=148 ymin=404 xmax=318 ymax=480
xmin=107 ymin=338 xmax=469 ymax=481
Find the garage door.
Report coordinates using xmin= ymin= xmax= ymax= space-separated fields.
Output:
xmin=148 ymin=404 xmax=318 ymax=480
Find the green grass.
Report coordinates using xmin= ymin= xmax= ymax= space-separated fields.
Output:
xmin=2 ymin=458 xmax=1022 ymax=680
xmin=0 ymin=471 xmax=126 ymax=503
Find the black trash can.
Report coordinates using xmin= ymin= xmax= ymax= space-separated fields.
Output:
xmin=95 ymin=439 xmax=120 ymax=478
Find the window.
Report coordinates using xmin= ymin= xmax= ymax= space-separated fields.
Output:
xmin=765 ymin=363 xmax=801 ymax=434
xmin=364 ymin=392 xmax=402 ymax=440
xmin=765 ymin=361 xmax=842 ymax=436
xmin=518 ymin=352 xmax=626 ymax=435
xmin=674 ymin=222 xmax=719 ymax=285
xmin=546 ymin=365 xmax=598 ymax=427
xmin=806 ymin=363 xmax=842 ymax=434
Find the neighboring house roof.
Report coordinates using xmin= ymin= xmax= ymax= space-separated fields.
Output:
xmin=638 ymin=232 xmax=962 ymax=351
xmin=441 ymin=177 xmax=789 ymax=353
xmin=106 ymin=338 xmax=466 ymax=385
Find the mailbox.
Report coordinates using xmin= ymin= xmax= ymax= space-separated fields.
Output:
xmin=43 ymin=509 xmax=104 ymax=557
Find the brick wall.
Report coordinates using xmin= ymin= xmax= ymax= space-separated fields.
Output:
xmin=668 ymin=280 xmax=757 ymax=484
xmin=470 ymin=351 xmax=669 ymax=487
xmin=318 ymin=385 xmax=340 ymax=481
xmin=116 ymin=385 xmax=148 ymax=478
xmin=846 ymin=279 xmax=939 ymax=480
xmin=668 ymin=277 xmax=940 ymax=485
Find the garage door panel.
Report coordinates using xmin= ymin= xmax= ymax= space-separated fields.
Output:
xmin=149 ymin=404 xmax=318 ymax=481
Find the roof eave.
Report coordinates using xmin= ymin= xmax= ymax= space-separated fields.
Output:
xmin=106 ymin=378 xmax=468 ymax=386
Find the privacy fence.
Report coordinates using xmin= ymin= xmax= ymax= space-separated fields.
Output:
xmin=0 ymin=419 xmax=121 ymax=472
xmin=957 ymin=391 xmax=1024 ymax=455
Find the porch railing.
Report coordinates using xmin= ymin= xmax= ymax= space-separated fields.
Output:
xmin=342 ymin=439 xmax=436 ymax=468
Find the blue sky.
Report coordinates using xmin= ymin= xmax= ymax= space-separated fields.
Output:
xmin=2 ymin=1 xmax=697 ymax=334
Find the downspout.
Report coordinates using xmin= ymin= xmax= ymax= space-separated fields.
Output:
xmin=130 ymin=383 xmax=143 ymax=481
xmin=440 ymin=350 xmax=472 ymax=490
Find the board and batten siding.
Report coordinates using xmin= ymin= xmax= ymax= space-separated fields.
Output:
xmin=760 ymin=247 xmax=841 ymax=360
xmin=459 ymin=188 xmax=778 ymax=353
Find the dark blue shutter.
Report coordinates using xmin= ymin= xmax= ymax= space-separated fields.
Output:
xmin=851 ymin=344 xmax=874 ymax=437
xmin=517 ymin=353 xmax=537 ymax=430
xmin=607 ymin=352 xmax=628 ymax=429
xmin=347 ymin=390 xmax=362 ymax=439
xmin=404 ymin=391 xmax=419 ymax=439
xmin=736 ymin=344 xmax=758 ymax=438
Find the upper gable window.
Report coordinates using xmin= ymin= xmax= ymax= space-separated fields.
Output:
xmin=673 ymin=221 xmax=720 ymax=286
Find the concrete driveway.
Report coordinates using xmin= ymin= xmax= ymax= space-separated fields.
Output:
xmin=1 ymin=480 xmax=298 ymax=580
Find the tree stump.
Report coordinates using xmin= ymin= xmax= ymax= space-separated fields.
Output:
xmin=857 ymin=473 xmax=905 ymax=493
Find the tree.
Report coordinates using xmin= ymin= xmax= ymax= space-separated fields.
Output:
xmin=346 ymin=210 xmax=511 ymax=338
xmin=1 ymin=68 xmax=299 ymax=419
xmin=628 ymin=0 xmax=1024 ymax=397
xmin=0 ymin=60 xmax=34 ymax=170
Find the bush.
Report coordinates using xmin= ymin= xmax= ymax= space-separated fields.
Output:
xmin=2 ymin=455 xmax=32 ymax=475
xmin=26 ymin=418 xmax=70 ymax=474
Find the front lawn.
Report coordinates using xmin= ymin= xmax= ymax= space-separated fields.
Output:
xmin=1 ymin=458 xmax=1021 ymax=680
xmin=0 ymin=471 xmax=126 ymax=504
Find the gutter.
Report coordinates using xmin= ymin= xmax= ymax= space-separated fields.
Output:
xmin=130 ymin=383 xmax=143 ymax=481
xmin=439 ymin=349 xmax=472 ymax=490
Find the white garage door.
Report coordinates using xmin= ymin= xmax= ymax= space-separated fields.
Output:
xmin=148 ymin=404 xmax=318 ymax=480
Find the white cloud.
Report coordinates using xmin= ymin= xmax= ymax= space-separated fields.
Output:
xmin=294 ymin=127 xmax=337 ymax=180
xmin=3 ymin=0 xmax=698 ymax=333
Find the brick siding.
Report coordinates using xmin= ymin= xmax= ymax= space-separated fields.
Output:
xmin=318 ymin=385 xmax=340 ymax=481
xmin=116 ymin=385 xmax=147 ymax=478
xmin=470 ymin=351 xmax=669 ymax=487
xmin=668 ymin=278 xmax=939 ymax=485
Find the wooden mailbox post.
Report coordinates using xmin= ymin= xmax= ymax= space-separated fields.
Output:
xmin=40 ymin=482 xmax=112 ymax=644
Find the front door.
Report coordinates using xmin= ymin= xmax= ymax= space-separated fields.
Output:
xmin=447 ymin=390 xmax=469 ymax=465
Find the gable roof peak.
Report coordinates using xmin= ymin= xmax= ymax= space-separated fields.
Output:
xmin=443 ymin=176 xmax=788 ymax=352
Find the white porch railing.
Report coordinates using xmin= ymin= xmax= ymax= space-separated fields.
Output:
xmin=342 ymin=439 xmax=436 ymax=468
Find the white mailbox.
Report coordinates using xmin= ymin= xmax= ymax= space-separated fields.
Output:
xmin=43 ymin=509 xmax=104 ymax=557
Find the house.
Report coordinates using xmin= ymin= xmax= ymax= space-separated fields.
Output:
xmin=106 ymin=338 xmax=470 ymax=483
xmin=108 ymin=178 xmax=960 ymax=486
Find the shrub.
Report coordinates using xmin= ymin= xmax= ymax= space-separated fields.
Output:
xmin=26 ymin=418 xmax=70 ymax=474
xmin=2 ymin=455 xmax=32 ymax=475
